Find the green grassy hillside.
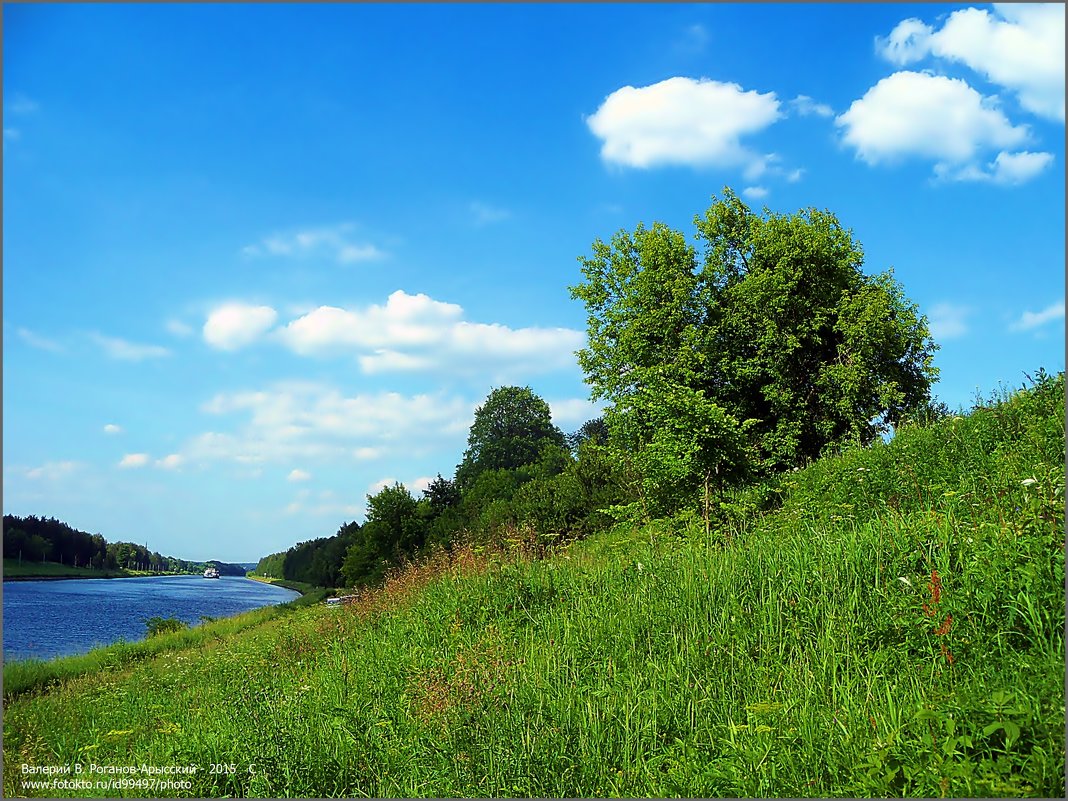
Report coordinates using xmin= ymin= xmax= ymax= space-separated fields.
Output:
xmin=3 ymin=373 xmax=1063 ymax=798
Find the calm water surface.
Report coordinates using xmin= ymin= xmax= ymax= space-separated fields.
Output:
xmin=2 ymin=575 xmax=300 ymax=662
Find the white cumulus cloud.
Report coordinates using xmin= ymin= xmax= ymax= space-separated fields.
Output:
xmin=877 ymin=4 xmax=1065 ymax=121
xmin=586 ymin=76 xmax=782 ymax=172
xmin=548 ymin=397 xmax=606 ymax=428
xmin=287 ymin=468 xmax=312 ymax=482
xmin=836 ymin=71 xmax=1050 ymax=183
xmin=156 ymin=454 xmax=184 ymax=470
xmin=837 ymin=72 xmax=1029 ymax=166
xmin=119 ymin=453 xmax=150 ymax=469
xmin=203 ymin=303 xmax=278 ymax=351
xmin=276 ymin=290 xmax=583 ymax=377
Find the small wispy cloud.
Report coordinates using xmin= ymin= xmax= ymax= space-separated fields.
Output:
xmin=242 ymin=223 xmax=385 ymax=265
xmin=469 ymin=201 xmax=511 ymax=227
xmin=25 ymin=461 xmax=82 ymax=481
xmin=927 ymin=302 xmax=972 ymax=340
xmin=790 ymin=95 xmax=834 ymax=117
xmin=90 ymin=333 xmax=170 ymax=361
xmin=287 ymin=468 xmax=312 ymax=482
xmin=4 ymin=94 xmax=39 ymax=144
xmin=118 ymin=453 xmax=150 ymax=469
xmin=742 ymin=186 xmax=769 ymax=201
xmin=7 ymin=94 xmax=40 ymax=115
xmin=103 ymin=424 xmax=123 ymax=435
xmin=17 ymin=327 xmax=64 ymax=353
xmin=675 ymin=23 xmax=709 ymax=53
xmin=935 ymin=151 xmax=1055 ymax=186
xmin=156 ymin=454 xmax=184 ymax=470
xmin=1009 ymin=300 xmax=1065 ymax=332
xmin=166 ymin=319 xmax=195 ymax=338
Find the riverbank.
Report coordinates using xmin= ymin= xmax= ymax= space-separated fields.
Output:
xmin=2 ymin=559 xmax=186 ymax=581
xmin=245 ymin=573 xmax=331 ymax=606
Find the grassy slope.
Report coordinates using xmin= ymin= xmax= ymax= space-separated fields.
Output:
xmin=3 ymin=375 xmax=1064 ymax=798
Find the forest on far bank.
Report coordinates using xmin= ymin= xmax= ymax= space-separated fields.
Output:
xmin=2 ymin=513 xmax=245 ymax=576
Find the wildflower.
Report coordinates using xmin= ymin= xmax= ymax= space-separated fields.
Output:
xmin=636 ymin=561 xmax=644 ymax=573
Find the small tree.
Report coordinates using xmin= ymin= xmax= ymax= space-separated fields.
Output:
xmin=341 ymin=483 xmax=423 ymax=586
xmin=455 ymin=386 xmax=566 ymax=489
xmin=606 ymin=377 xmax=756 ymax=529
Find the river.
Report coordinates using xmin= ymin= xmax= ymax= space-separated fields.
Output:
xmin=2 ymin=575 xmax=301 ymax=662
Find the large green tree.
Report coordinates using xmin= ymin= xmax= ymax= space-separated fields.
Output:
xmin=571 ymin=189 xmax=939 ymax=479
xmin=455 ymin=386 xmax=566 ymax=489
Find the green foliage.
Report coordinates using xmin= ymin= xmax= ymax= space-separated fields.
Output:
xmin=144 ymin=616 xmax=188 ymax=638
xmin=566 ymin=416 xmax=609 ymax=453
xmin=255 ymin=522 xmax=359 ymax=587
xmin=341 ymin=483 xmax=426 ymax=587
xmin=606 ymin=377 xmax=757 ymax=521
xmin=456 ymin=386 xmax=566 ymax=489
xmin=571 ymin=188 xmax=940 ymax=482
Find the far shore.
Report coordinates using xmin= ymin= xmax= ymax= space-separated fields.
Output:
xmin=3 ymin=559 xmax=192 ymax=582
xmin=3 ymin=572 xmax=186 ymax=582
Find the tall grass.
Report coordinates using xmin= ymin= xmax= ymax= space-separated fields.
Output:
xmin=3 ymin=373 xmax=1063 ymax=798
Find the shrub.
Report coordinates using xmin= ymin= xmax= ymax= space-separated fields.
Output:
xmin=144 ymin=616 xmax=187 ymax=638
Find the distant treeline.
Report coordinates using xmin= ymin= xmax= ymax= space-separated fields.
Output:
xmin=255 ymin=523 xmax=358 ymax=587
xmin=2 ymin=514 xmax=245 ymax=575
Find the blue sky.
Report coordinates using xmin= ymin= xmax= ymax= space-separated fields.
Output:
xmin=3 ymin=3 xmax=1063 ymax=563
